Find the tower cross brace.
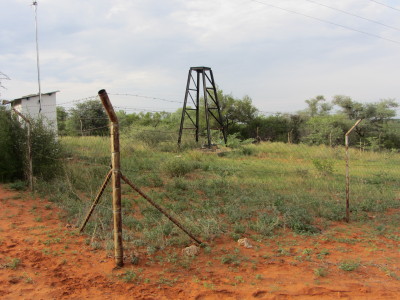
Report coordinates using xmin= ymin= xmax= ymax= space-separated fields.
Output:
xmin=178 ymin=67 xmax=227 ymax=148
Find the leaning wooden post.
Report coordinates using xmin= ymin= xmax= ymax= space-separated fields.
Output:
xmin=79 ymin=169 xmax=112 ymax=232
xmin=12 ymin=109 xmax=33 ymax=192
xmin=98 ymin=89 xmax=123 ymax=267
xmin=345 ymin=119 xmax=362 ymax=223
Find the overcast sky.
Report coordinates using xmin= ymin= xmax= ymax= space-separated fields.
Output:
xmin=1 ymin=0 xmax=400 ymax=114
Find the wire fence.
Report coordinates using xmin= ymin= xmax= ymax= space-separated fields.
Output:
xmin=5 ymin=92 xmax=400 ymax=266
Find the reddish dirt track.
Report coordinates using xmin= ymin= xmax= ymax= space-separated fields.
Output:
xmin=0 ymin=185 xmax=399 ymax=299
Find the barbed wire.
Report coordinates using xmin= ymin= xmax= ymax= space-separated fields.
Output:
xmin=109 ymin=93 xmax=182 ymax=104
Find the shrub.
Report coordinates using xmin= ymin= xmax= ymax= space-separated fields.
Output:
xmin=0 ymin=108 xmax=24 ymax=182
xmin=30 ymin=117 xmax=63 ymax=180
xmin=0 ymin=109 xmax=62 ymax=183
xmin=312 ymin=159 xmax=335 ymax=176
xmin=284 ymin=207 xmax=319 ymax=234
xmin=339 ymin=259 xmax=360 ymax=272
xmin=163 ymin=158 xmax=196 ymax=177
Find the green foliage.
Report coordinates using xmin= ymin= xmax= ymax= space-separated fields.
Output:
xmin=0 ymin=108 xmax=24 ymax=181
xmin=126 ymin=126 xmax=175 ymax=148
xmin=312 ymin=159 xmax=335 ymax=175
xmin=30 ymin=117 xmax=63 ymax=180
xmin=163 ymin=157 xmax=197 ymax=177
xmin=284 ymin=207 xmax=319 ymax=234
xmin=249 ymin=211 xmax=280 ymax=236
xmin=301 ymin=115 xmax=348 ymax=146
xmin=304 ymin=95 xmax=332 ymax=117
xmin=56 ymin=106 xmax=68 ymax=136
xmin=220 ymin=92 xmax=258 ymax=128
xmin=2 ymin=257 xmax=21 ymax=270
xmin=314 ymin=267 xmax=328 ymax=277
xmin=226 ymin=133 xmax=253 ymax=148
xmin=66 ymin=100 xmax=108 ymax=136
xmin=9 ymin=181 xmax=27 ymax=191
xmin=339 ymin=259 xmax=360 ymax=271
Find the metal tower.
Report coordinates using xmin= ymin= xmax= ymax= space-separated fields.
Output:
xmin=178 ymin=67 xmax=227 ymax=148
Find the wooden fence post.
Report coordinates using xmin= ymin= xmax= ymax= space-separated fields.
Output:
xmin=98 ymin=89 xmax=123 ymax=267
xmin=345 ymin=119 xmax=362 ymax=223
xmin=12 ymin=109 xmax=33 ymax=192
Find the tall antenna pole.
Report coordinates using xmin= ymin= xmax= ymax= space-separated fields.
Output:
xmin=33 ymin=1 xmax=42 ymax=113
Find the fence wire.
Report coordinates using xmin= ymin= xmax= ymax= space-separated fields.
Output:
xmin=7 ymin=97 xmax=400 ymax=255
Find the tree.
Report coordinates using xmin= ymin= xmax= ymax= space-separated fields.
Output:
xmin=333 ymin=96 xmax=399 ymax=141
xmin=304 ymin=95 xmax=332 ymax=117
xmin=216 ymin=89 xmax=258 ymax=135
xmin=0 ymin=107 xmax=24 ymax=181
xmin=301 ymin=114 xmax=350 ymax=146
xmin=67 ymin=100 xmax=108 ymax=136
xmin=56 ymin=106 xmax=68 ymax=135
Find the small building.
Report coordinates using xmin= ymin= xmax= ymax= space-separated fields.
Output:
xmin=10 ymin=91 xmax=59 ymax=132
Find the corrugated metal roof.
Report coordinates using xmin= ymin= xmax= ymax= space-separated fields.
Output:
xmin=10 ymin=91 xmax=60 ymax=102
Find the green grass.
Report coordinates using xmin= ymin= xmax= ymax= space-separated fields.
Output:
xmin=339 ymin=259 xmax=361 ymax=272
xmin=34 ymin=136 xmax=400 ymax=254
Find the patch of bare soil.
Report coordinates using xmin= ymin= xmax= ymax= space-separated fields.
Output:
xmin=0 ymin=185 xmax=399 ymax=299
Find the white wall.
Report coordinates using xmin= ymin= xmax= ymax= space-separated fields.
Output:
xmin=13 ymin=92 xmax=58 ymax=132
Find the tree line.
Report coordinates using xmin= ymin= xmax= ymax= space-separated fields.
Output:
xmin=56 ymin=90 xmax=400 ymax=150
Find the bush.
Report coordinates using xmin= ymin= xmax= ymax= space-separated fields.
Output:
xmin=163 ymin=158 xmax=197 ymax=177
xmin=30 ymin=117 xmax=63 ymax=180
xmin=0 ymin=108 xmax=62 ymax=183
xmin=0 ymin=108 xmax=25 ymax=182
xmin=312 ymin=159 xmax=335 ymax=176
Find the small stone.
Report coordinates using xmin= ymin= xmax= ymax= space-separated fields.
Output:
xmin=182 ymin=245 xmax=200 ymax=256
xmin=237 ymin=238 xmax=253 ymax=248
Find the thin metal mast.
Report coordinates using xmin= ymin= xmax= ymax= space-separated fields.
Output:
xmin=33 ymin=1 xmax=42 ymax=112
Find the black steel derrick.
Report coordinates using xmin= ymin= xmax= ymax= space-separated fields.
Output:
xmin=178 ymin=67 xmax=227 ymax=148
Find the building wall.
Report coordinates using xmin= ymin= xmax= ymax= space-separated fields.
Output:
xmin=13 ymin=93 xmax=57 ymax=132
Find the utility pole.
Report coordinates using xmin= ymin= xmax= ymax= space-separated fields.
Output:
xmin=33 ymin=1 xmax=42 ymax=113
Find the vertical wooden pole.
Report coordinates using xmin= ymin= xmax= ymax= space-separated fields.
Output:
xmin=98 ymin=89 xmax=123 ymax=267
xmin=27 ymin=122 xmax=33 ymax=191
xmin=345 ymin=119 xmax=362 ymax=223
xmin=345 ymin=134 xmax=350 ymax=223
xmin=12 ymin=108 xmax=33 ymax=191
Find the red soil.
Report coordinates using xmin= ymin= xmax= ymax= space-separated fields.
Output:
xmin=0 ymin=185 xmax=399 ymax=299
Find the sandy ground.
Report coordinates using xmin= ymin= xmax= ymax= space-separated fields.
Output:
xmin=0 ymin=185 xmax=399 ymax=299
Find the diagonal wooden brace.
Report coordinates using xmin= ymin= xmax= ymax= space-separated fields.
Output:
xmin=79 ymin=169 xmax=112 ymax=232
xmin=121 ymin=173 xmax=203 ymax=245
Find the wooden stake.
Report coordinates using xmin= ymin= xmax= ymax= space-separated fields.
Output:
xmin=98 ymin=89 xmax=123 ymax=268
xmin=345 ymin=119 xmax=362 ymax=223
xmin=121 ymin=173 xmax=203 ymax=245
xmin=12 ymin=109 xmax=33 ymax=191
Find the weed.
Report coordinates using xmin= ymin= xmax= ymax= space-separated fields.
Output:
xmin=233 ymin=275 xmax=244 ymax=285
xmin=157 ymin=276 xmax=178 ymax=287
xmin=122 ymin=269 xmax=141 ymax=283
xmin=314 ymin=267 xmax=328 ymax=277
xmin=2 ymin=257 xmax=21 ymax=270
xmin=163 ymin=158 xmax=197 ymax=177
xmin=312 ymin=159 xmax=335 ymax=175
xmin=317 ymin=249 xmax=330 ymax=259
xmin=203 ymin=282 xmax=215 ymax=289
xmin=221 ymin=253 xmax=242 ymax=266
xmin=339 ymin=259 xmax=361 ymax=272
xmin=9 ymin=181 xmax=27 ymax=191
xmin=23 ymin=272 xmax=33 ymax=283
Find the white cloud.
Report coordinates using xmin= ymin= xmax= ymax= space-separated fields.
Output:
xmin=1 ymin=0 xmax=399 ymax=113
